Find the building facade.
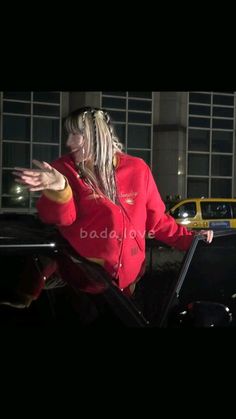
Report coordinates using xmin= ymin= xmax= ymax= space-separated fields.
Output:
xmin=0 ymin=91 xmax=235 ymax=213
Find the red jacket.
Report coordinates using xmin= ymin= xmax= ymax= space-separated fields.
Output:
xmin=36 ymin=153 xmax=194 ymax=290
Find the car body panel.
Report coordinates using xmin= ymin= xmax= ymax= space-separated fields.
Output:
xmin=168 ymin=198 xmax=236 ymax=229
xmin=1 ymin=214 xmax=236 ymax=327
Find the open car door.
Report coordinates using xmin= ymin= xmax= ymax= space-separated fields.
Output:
xmin=0 ymin=214 xmax=235 ymax=327
xmin=0 ymin=214 xmax=149 ymax=327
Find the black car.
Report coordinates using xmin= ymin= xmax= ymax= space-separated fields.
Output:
xmin=0 ymin=213 xmax=235 ymax=327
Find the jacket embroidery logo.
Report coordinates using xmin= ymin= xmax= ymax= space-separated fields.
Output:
xmin=125 ymin=198 xmax=135 ymax=205
xmin=119 ymin=192 xmax=137 ymax=205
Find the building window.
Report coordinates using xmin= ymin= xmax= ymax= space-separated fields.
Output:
xmin=101 ymin=92 xmax=153 ymax=167
xmin=187 ymin=92 xmax=235 ymax=198
xmin=0 ymin=91 xmax=62 ymax=213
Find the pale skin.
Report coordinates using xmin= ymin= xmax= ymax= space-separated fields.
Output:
xmin=13 ymin=132 xmax=214 ymax=244
xmin=13 ymin=133 xmax=85 ymax=191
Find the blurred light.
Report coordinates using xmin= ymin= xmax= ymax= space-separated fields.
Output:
xmin=180 ymin=220 xmax=191 ymax=225
xmin=9 ymin=182 xmax=29 ymax=204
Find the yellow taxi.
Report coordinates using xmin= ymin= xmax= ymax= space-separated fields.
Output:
xmin=168 ymin=198 xmax=236 ymax=230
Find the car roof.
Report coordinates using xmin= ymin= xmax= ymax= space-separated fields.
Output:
xmin=179 ymin=198 xmax=236 ymax=201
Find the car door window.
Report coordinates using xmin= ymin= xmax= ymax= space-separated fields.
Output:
xmin=171 ymin=202 xmax=196 ymax=219
xmin=201 ymin=202 xmax=231 ymax=219
xmin=231 ymin=203 xmax=236 ymax=218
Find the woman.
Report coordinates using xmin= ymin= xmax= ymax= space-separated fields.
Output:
xmin=14 ymin=106 xmax=213 ymax=297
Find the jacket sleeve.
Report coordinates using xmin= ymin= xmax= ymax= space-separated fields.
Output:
xmin=36 ymin=180 xmax=77 ymax=226
xmin=145 ymin=166 xmax=194 ymax=251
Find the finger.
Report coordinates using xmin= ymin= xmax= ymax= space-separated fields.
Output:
xmin=42 ymin=161 xmax=53 ymax=170
xmin=33 ymin=159 xmax=52 ymax=171
xmin=14 ymin=179 xmax=36 ymax=190
xmin=207 ymin=230 xmax=213 ymax=243
xmin=204 ymin=230 xmax=213 ymax=243
xmin=20 ymin=175 xmax=41 ymax=182
xmin=198 ymin=230 xmax=211 ymax=243
xmin=14 ymin=166 xmax=32 ymax=172
xmin=13 ymin=170 xmax=42 ymax=177
xmin=209 ymin=230 xmax=214 ymax=243
xmin=15 ymin=180 xmax=39 ymax=188
xmin=29 ymin=182 xmax=48 ymax=189
xmin=15 ymin=178 xmax=29 ymax=185
xmin=15 ymin=175 xmax=43 ymax=186
xmin=14 ymin=166 xmax=49 ymax=174
xmin=32 ymin=159 xmax=45 ymax=169
xmin=29 ymin=186 xmax=49 ymax=191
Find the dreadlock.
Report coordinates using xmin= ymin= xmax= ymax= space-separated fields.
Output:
xmin=64 ymin=107 xmax=123 ymax=203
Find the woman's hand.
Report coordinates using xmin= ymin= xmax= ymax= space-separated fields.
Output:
xmin=195 ymin=229 xmax=214 ymax=243
xmin=13 ymin=160 xmax=66 ymax=192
